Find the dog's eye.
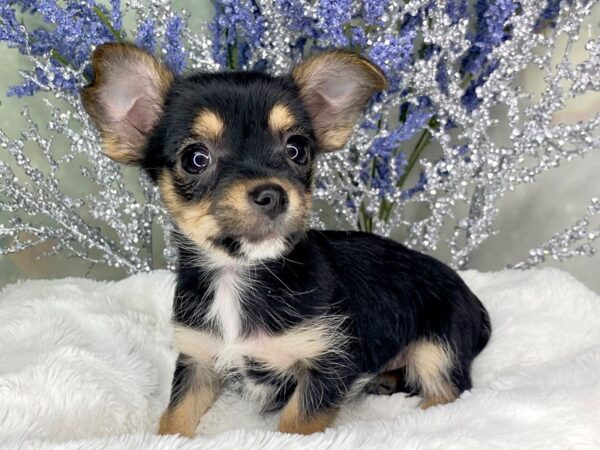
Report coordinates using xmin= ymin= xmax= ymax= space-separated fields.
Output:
xmin=285 ymin=137 xmax=309 ymax=165
xmin=181 ymin=144 xmax=212 ymax=174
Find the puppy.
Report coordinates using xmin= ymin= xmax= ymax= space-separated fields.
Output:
xmin=82 ymin=43 xmax=491 ymax=436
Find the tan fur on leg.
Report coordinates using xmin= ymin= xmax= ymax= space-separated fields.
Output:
xmin=420 ymin=393 xmax=457 ymax=409
xmin=404 ymin=340 xmax=458 ymax=409
xmin=158 ymin=364 xmax=218 ymax=437
xmin=278 ymin=391 xmax=337 ymax=435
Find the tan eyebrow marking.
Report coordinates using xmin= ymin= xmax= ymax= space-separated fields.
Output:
xmin=268 ymin=103 xmax=296 ymax=134
xmin=192 ymin=109 xmax=225 ymax=141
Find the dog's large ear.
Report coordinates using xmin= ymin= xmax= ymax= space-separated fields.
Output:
xmin=292 ymin=51 xmax=387 ymax=152
xmin=81 ymin=43 xmax=174 ymax=164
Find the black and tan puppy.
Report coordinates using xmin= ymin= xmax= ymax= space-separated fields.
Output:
xmin=82 ymin=43 xmax=491 ymax=436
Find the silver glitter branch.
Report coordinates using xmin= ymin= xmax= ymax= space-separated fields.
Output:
xmin=0 ymin=101 xmax=162 ymax=272
xmin=0 ymin=3 xmax=177 ymax=274
xmin=313 ymin=0 xmax=600 ymax=269
xmin=511 ymin=198 xmax=600 ymax=269
xmin=1 ymin=0 xmax=599 ymax=275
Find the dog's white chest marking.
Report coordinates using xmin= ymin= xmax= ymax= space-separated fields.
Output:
xmin=175 ymin=315 xmax=347 ymax=378
xmin=206 ymin=266 xmax=245 ymax=342
xmin=174 ymin=263 xmax=348 ymax=408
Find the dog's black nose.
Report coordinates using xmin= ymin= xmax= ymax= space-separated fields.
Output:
xmin=249 ymin=184 xmax=288 ymax=219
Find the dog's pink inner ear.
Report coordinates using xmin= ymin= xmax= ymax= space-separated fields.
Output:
xmin=104 ymin=80 xmax=163 ymax=150
xmin=292 ymin=51 xmax=388 ymax=152
xmin=81 ymin=43 xmax=174 ymax=165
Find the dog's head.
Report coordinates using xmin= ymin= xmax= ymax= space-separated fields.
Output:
xmin=82 ymin=43 xmax=386 ymax=264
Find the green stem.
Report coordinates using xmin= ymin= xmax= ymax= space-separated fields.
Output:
xmin=395 ymin=74 xmax=473 ymax=190
xmin=358 ymin=201 xmax=373 ymax=233
xmin=50 ymin=50 xmax=70 ymax=68
xmin=376 ymin=65 xmax=475 ymax=224
xmin=396 ymin=117 xmax=436 ymax=189
xmin=382 ymin=199 xmax=394 ymax=222
xmin=24 ymin=28 xmax=91 ymax=82
xmin=93 ymin=5 xmax=123 ymax=43
xmin=48 ymin=48 xmax=91 ymax=82
xmin=227 ymin=43 xmax=238 ymax=70
xmin=378 ymin=198 xmax=387 ymax=221
xmin=357 ymin=202 xmax=365 ymax=232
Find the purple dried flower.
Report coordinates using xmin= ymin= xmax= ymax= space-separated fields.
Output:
xmin=163 ymin=15 xmax=187 ymax=74
xmin=275 ymin=0 xmax=315 ymax=36
xmin=393 ymin=152 xmax=408 ymax=179
xmin=345 ymin=198 xmax=357 ymax=213
xmin=350 ymin=27 xmax=367 ymax=48
xmin=2 ymin=0 xmax=125 ymax=96
xmin=368 ymin=14 xmax=419 ymax=88
xmin=316 ymin=0 xmax=352 ymax=46
xmin=361 ymin=98 xmax=433 ymax=196
xmin=7 ymin=63 xmax=76 ymax=96
xmin=458 ymin=0 xmax=518 ymax=111
xmin=48 ymin=62 xmax=79 ymax=92
xmin=396 ymin=101 xmax=433 ymax=140
xmin=535 ymin=0 xmax=571 ymax=29
xmin=462 ymin=0 xmax=518 ymax=75
xmin=364 ymin=150 xmax=408 ymax=198
xmin=462 ymin=60 xmax=499 ymax=111
xmin=539 ymin=0 xmax=562 ymax=21
xmin=436 ymin=58 xmax=449 ymax=94
xmin=110 ymin=0 xmax=122 ymax=31
xmin=135 ymin=19 xmax=156 ymax=54
xmin=211 ymin=0 xmax=265 ymax=68
xmin=363 ymin=0 xmax=390 ymax=26
xmin=445 ymin=0 xmax=467 ymax=25
xmin=401 ymin=171 xmax=427 ymax=199
xmin=0 ymin=3 xmax=28 ymax=48
xmin=208 ymin=14 xmax=226 ymax=67
xmin=6 ymin=80 xmax=38 ymax=97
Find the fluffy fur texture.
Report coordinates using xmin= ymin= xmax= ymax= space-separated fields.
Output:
xmin=81 ymin=43 xmax=490 ymax=435
xmin=0 ymin=269 xmax=598 ymax=448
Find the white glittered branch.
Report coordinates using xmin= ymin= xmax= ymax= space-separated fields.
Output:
xmin=510 ymin=197 xmax=600 ymax=269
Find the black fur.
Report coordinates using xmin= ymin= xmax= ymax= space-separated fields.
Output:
xmin=173 ymin=230 xmax=491 ymax=414
xmin=142 ymin=72 xmax=315 ymax=195
xmin=82 ymin=44 xmax=491 ymax=433
xmin=152 ymin=68 xmax=490 ymax=419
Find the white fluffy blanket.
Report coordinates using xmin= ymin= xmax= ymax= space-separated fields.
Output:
xmin=0 ymin=268 xmax=599 ymax=449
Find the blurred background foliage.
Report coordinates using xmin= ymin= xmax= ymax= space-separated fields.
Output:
xmin=0 ymin=1 xmax=598 ymax=292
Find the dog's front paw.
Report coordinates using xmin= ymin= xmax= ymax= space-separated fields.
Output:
xmin=278 ymin=396 xmax=337 ymax=435
xmin=278 ymin=415 xmax=332 ymax=435
xmin=158 ymin=409 xmax=197 ymax=438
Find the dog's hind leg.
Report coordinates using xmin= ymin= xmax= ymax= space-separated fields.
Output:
xmin=404 ymin=340 xmax=460 ymax=409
